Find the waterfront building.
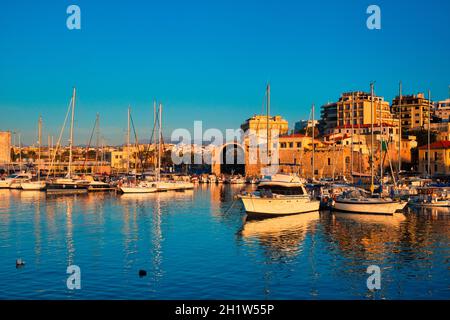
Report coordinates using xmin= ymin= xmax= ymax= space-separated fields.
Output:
xmin=240 ymin=115 xmax=289 ymax=135
xmin=0 ymin=131 xmax=11 ymax=165
xmin=321 ymin=91 xmax=396 ymax=134
xmin=391 ymin=93 xmax=432 ymax=131
xmin=432 ymin=122 xmax=450 ymax=141
xmin=434 ymin=98 xmax=450 ymax=121
xmin=320 ymin=102 xmax=337 ymax=134
xmin=294 ymin=119 xmax=319 ymax=133
xmin=418 ymin=141 xmax=450 ymax=176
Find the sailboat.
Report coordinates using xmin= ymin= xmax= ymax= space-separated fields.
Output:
xmin=333 ymin=83 xmax=407 ymax=215
xmin=46 ymin=88 xmax=90 ymax=194
xmin=151 ymin=103 xmax=194 ymax=191
xmin=22 ymin=116 xmax=47 ymax=190
xmin=118 ymin=106 xmax=157 ymax=194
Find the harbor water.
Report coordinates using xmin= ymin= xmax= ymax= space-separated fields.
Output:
xmin=0 ymin=185 xmax=449 ymax=299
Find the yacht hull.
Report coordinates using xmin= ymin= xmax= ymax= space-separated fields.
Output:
xmin=119 ymin=187 xmax=157 ymax=194
xmin=21 ymin=182 xmax=47 ymax=191
xmin=46 ymin=183 xmax=89 ymax=194
xmin=240 ymin=196 xmax=320 ymax=216
xmin=333 ymin=200 xmax=406 ymax=215
xmin=154 ymin=182 xmax=194 ymax=191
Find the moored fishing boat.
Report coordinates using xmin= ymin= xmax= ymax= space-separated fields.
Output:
xmin=409 ymin=187 xmax=450 ymax=207
xmin=238 ymin=174 xmax=320 ymax=216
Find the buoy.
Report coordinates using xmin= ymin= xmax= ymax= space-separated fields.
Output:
xmin=138 ymin=270 xmax=147 ymax=277
xmin=16 ymin=259 xmax=25 ymax=267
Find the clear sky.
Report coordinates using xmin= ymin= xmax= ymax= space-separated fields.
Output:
xmin=1 ymin=0 xmax=449 ymax=145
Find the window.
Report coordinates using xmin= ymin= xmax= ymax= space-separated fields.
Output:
xmin=434 ymin=164 xmax=438 ymax=173
xmin=435 ymin=152 xmax=438 ymax=160
xmin=424 ymin=151 xmax=428 ymax=160
xmin=289 ymin=142 xmax=293 ymax=148
xmin=328 ymin=158 xmax=331 ymax=166
xmin=296 ymin=142 xmax=302 ymax=148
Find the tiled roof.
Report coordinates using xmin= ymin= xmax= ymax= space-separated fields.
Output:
xmin=419 ymin=141 xmax=450 ymax=150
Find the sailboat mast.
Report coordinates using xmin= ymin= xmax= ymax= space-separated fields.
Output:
xmin=398 ymin=81 xmax=402 ymax=174
xmin=127 ymin=106 xmax=131 ymax=174
xmin=379 ymin=95 xmax=383 ymax=183
xmin=68 ymin=87 xmax=76 ymax=178
xmin=351 ymin=93 xmax=354 ymax=183
xmin=158 ymin=103 xmax=162 ymax=181
xmin=153 ymin=100 xmax=157 ymax=171
xmin=427 ymin=89 xmax=431 ymax=176
xmin=312 ymin=104 xmax=315 ymax=180
xmin=38 ymin=116 xmax=42 ymax=181
xmin=18 ymin=132 xmax=22 ymax=171
xmin=95 ymin=113 xmax=100 ymax=174
xmin=266 ymin=83 xmax=270 ymax=165
xmin=370 ymin=83 xmax=374 ymax=194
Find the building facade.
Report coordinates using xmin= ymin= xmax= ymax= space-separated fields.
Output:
xmin=391 ymin=93 xmax=432 ymax=130
xmin=418 ymin=141 xmax=450 ymax=176
xmin=434 ymin=99 xmax=450 ymax=122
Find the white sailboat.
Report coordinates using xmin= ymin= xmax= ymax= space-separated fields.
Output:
xmin=118 ymin=106 xmax=157 ymax=194
xmin=152 ymin=103 xmax=194 ymax=191
xmin=22 ymin=116 xmax=47 ymax=191
xmin=333 ymin=83 xmax=406 ymax=215
xmin=46 ymin=88 xmax=89 ymax=194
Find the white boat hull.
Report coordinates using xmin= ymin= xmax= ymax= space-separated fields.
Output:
xmin=0 ymin=180 xmax=12 ymax=188
xmin=154 ymin=182 xmax=194 ymax=191
xmin=239 ymin=195 xmax=320 ymax=216
xmin=21 ymin=181 xmax=47 ymax=190
xmin=119 ymin=186 xmax=157 ymax=194
xmin=333 ymin=200 xmax=406 ymax=215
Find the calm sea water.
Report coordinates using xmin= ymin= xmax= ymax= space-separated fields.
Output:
xmin=0 ymin=185 xmax=449 ymax=300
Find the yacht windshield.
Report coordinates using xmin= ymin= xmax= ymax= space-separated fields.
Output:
xmin=258 ymin=185 xmax=305 ymax=195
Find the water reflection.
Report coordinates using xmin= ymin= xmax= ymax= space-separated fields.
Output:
xmin=0 ymin=187 xmax=448 ymax=299
xmin=239 ymin=212 xmax=320 ymax=261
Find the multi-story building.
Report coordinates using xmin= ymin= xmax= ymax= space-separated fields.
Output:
xmin=240 ymin=115 xmax=289 ymax=135
xmin=418 ymin=141 xmax=450 ymax=176
xmin=434 ymin=98 xmax=450 ymax=122
xmin=322 ymin=91 xmax=396 ymax=134
xmin=293 ymin=120 xmax=319 ymax=133
xmin=0 ymin=131 xmax=11 ymax=164
xmin=320 ymin=102 xmax=337 ymax=133
xmin=337 ymin=91 xmax=394 ymax=127
xmin=391 ymin=93 xmax=432 ymax=131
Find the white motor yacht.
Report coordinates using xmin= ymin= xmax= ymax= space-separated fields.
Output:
xmin=238 ymin=174 xmax=320 ymax=216
xmin=0 ymin=172 xmax=33 ymax=189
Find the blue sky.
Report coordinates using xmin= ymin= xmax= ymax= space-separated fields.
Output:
xmin=0 ymin=0 xmax=449 ymax=145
